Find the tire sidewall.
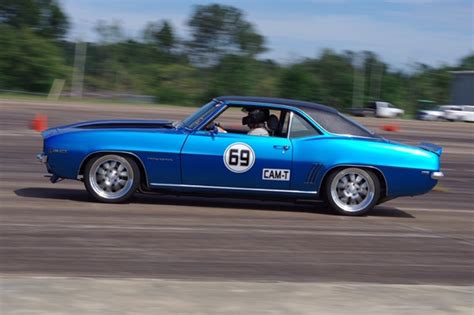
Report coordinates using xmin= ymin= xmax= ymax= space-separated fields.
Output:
xmin=324 ymin=168 xmax=380 ymax=216
xmin=84 ymin=154 xmax=140 ymax=203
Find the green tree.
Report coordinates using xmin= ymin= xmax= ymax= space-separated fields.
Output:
xmin=0 ymin=25 xmax=65 ymax=91
xmin=458 ymin=54 xmax=474 ymax=69
xmin=380 ymin=72 xmax=410 ymax=111
xmin=307 ymin=49 xmax=354 ymax=109
xmin=152 ymin=64 xmax=200 ymax=104
xmin=409 ymin=65 xmax=452 ymax=109
xmin=95 ymin=20 xmax=124 ymax=44
xmin=0 ymin=0 xmax=69 ymax=40
xmin=278 ymin=64 xmax=321 ymax=102
xmin=187 ymin=4 xmax=266 ymax=65
xmin=143 ymin=20 xmax=176 ymax=53
xmin=207 ymin=54 xmax=259 ymax=97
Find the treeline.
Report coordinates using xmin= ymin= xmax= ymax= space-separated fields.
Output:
xmin=1 ymin=1 xmax=473 ymax=112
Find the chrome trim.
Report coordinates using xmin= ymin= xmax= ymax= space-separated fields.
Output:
xmin=89 ymin=155 xmax=134 ymax=200
xmin=77 ymin=150 xmax=148 ymax=186
xmin=150 ymin=183 xmax=317 ymax=194
xmin=36 ymin=152 xmax=47 ymax=164
xmin=330 ymin=167 xmax=375 ymax=213
xmin=195 ymin=101 xmax=227 ymax=131
xmin=431 ymin=171 xmax=444 ymax=179
xmin=287 ymin=111 xmax=294 ymax=139
xmin=320 ymin=164 xmax=389 ymax=197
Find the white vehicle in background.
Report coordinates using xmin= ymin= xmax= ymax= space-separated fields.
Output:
xmin=416 ymin=105 xmax=462 ymax=121
xmin=350 ymin=101 xmax=405 ymax=118
xmin=444 ymin=105 xmax=474 ymax=122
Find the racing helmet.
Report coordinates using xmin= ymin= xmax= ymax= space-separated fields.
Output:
xmin=242 ymin=108 xmax=269 ymax=126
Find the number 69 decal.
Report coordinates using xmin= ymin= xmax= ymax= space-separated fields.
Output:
xmin=223 ymin=143 xmax=255 ymax=173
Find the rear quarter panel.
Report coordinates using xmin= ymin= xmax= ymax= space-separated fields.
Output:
xmin=291 ymin=136 xmax=439 ymax=198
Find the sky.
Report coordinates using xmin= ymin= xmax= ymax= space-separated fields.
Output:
xmin=61 ymin=0 xmax=473 ymax=70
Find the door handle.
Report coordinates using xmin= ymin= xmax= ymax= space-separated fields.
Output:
xmin=273 ymin=145 xmax=290 ymax=150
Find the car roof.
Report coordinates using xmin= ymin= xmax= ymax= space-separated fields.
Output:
xmin=214 ymin=96 xmax=338 ymax=113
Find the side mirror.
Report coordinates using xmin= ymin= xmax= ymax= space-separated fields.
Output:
xmin=209 ymin=123 xmax=219 ymax=135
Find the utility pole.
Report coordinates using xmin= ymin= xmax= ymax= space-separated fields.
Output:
xmin=71 ymin=41 xmax=87 ymax=98
xmin=352 ymin=53 xmax=365 ymax=107
xmin=370 ymin=62 xmax=383 ymax=100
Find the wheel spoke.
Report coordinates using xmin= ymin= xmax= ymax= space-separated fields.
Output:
xmin=89 ymin=156 xmax=135 ymax=200
xmin=330 ymin=168 xmax=376 ymax=213
xmin=349 ymin=174 xmax=356 ymax=182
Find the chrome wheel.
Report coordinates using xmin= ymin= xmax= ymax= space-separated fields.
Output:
xmin=330 ymin=168 xmax=375 ymax=213
xmin=89 ymin=155 xmax=134 ymax=200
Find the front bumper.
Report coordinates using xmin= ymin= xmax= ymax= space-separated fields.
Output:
xmin=36 ymin=152 xmax=48 ymax=164
xmin=431 ymin=171 xmax=444 ymax=180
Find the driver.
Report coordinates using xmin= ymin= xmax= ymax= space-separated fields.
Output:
xmin=243 ymin=109 xmax=269 ymax=136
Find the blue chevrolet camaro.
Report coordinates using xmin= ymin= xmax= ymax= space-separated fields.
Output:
xmin=37 ymin=96 xmax=443 ymax=215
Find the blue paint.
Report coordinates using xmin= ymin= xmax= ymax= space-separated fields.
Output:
xmin=41 ymin=97 xmax=442 ymax=201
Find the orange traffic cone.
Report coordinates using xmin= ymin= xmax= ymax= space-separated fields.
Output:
xmin=30 ymin=114 xmax=48 ymax=132
xmin=381 ymin=124 xmax=399 ymax=132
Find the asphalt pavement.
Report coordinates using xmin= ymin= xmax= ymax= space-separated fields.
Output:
xmin=0 ymin=99 xmax=473 ymax=314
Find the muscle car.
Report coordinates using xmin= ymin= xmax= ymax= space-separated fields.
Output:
xmin=37 ymin=96 xmax=443 ymax=215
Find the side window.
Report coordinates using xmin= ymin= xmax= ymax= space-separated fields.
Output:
xmin=289 ymin=114 xmax=320 ymax=138
xmin=203 ymin=105 xmax=286 ymax=137
xmin=208 ymin=106 xmax=249 ymax=133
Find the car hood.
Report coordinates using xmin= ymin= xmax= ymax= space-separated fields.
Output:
xmin=42 ymin=119 xmax=176 ymax=138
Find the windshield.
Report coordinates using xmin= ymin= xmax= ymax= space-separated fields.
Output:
xmin=179 ymin=101 xmax=219 ymax=129
xmin=305 ymin=109 xmax=376 ymax=138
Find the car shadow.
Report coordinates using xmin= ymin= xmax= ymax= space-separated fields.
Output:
xmin=14 ymin=187 xmax=415 ymax=218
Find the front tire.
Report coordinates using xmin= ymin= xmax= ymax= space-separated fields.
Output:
xmin=84 ymin=154 xmax=140 ymax=203
xmin=324 ymin=168 xmax=380 ymax=216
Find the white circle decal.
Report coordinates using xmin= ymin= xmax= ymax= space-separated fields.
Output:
xmin=223 ymin=143 xmax=255 ymax=173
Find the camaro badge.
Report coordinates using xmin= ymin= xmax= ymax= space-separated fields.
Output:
xmin=262 ymin=168 xmax=291 ymax=181
xmin=223 ymin=143 xmax=255 ymax=173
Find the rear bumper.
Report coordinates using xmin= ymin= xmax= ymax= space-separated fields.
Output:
xmin=431 ymin=171 xmax=444 ymax=180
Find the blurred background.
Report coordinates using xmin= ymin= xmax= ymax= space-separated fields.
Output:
xmin=0 ymin=0 xmax=472 ymax=115
xmin=1 ymin=2 xmax=473 ymax=313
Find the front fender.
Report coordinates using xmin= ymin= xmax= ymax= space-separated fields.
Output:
xmin=43 ymin=129 xmax=188 ymax=184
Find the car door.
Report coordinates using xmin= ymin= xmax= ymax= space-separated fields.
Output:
xmin=180 ymin=130 xmax=292 ymax=190
xmin=286 ymin=112 xmax=324 ymax=192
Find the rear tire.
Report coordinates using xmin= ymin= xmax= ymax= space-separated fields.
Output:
xmin=84 ymin=154 xmax=140 ymax=203
xmin=324 ymin=168 xmax=380 ymax=216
